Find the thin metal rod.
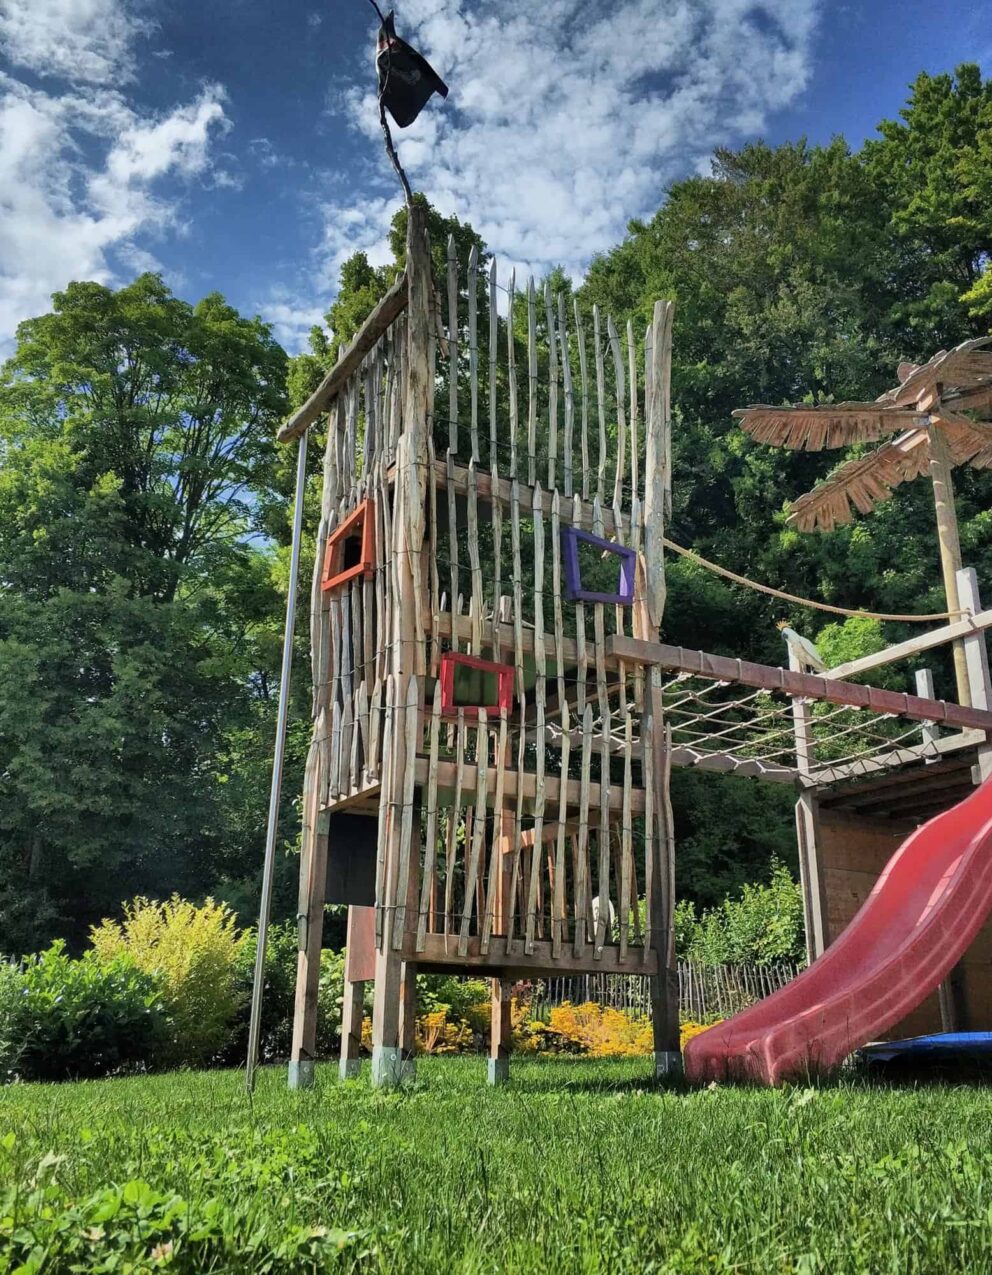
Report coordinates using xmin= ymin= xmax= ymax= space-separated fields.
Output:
xmin=246 ymin=429 xmax=309 ymax=1092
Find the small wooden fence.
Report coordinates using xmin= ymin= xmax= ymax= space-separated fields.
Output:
xmin=532 ymin=961 xmax=802 ymax=1022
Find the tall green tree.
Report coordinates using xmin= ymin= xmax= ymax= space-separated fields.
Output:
xmin=0 ymin=275 xmax=293 ymax=953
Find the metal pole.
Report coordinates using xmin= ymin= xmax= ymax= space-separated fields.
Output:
xmin=246 ymin=429 xmax=309 ymax=1093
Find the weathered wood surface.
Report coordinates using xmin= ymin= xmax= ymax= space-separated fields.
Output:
xmin=609 ymin=635 xmax=992 ymax=733
xmin=277 ymin=272 xmax=407 ymax=442
xmin=412 ymin=933 xmax=660 ymax=976
xmin=826 ymin=607 xmax=992 ymax=681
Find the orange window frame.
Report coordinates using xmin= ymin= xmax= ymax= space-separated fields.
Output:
xmin=321 ymin=499 xmax=375 ymax=593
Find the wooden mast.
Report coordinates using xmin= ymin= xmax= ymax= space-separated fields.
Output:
xmin=925 ymin=405 xmax=971 ymax=705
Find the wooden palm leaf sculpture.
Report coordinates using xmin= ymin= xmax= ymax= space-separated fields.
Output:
xmin=733 ymin=336 xmax=992 ymax=703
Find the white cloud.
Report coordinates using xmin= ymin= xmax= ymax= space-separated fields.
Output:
xmin=0 ymin=0 xmax=229 ymax=349
xmin=325 ymin=0 xmax=821 ymax=283
xmin=256 ymin=289 xmax=329 ymax=353
xmin=0 ymin=0 xmax=151 ymax=84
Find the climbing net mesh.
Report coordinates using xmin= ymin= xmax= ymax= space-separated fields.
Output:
xmin=554 ymin=673 xmax=948 ymax=783
xmin=658 ymin=672 xmax=945 ymax=781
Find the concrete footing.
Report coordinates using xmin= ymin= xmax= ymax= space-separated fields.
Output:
xmin=654 ymin=1050 xmax=683 ymax=1079
xmin=487 ymin=1057 xmax=510 ymax=1086
xmin=371 ymin=1046 xmax=415 ymax=1087
xmin=339 ymin=1057 xmax=362 ymax=1081
xmin=287 ymin=1059 xmax=315 ymax=1090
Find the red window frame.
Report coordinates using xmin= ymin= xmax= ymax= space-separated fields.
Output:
xmin=321 ymin=499 xmax=375 ymax=594
xmin=439 ymin=652 xmax=514 ymax=720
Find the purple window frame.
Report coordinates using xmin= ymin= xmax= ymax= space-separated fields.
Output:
xmin=561 ymin=527 xmax=636 ymax=605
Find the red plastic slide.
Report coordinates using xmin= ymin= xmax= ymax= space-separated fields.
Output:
xmin=684 ymin=777 xmax=992 ymax=1086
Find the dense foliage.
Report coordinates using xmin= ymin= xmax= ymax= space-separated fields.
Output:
xmin=675 ymin=862 xmax=806 ymax=966
xmin=2 ymin=67 xmax=991 ymax=951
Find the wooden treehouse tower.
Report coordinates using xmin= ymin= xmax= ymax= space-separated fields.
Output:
xmin=280 ymin=206 xmax=679 ymax=1086
xmin=276 ymin=209 xmax=992 ymax=1086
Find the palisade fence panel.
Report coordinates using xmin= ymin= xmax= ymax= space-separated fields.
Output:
xmin=531 ymin=961 xmax=802 ymax=1022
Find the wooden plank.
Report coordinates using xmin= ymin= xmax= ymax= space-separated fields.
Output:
xmin=573 ymin=704 xmax=593 ymax=954
xmin=553 ymin=701 xmax=571 ymax=956
xmin=419 ymin=756 xmax=646 ymax=816
xmin=447 ymin=234 xmax=459 ymax=454
xmin=507 ymin=270 xmax=519 ymax=480
xmin=481 ymin=708 xmax=509 ymax=953
xmin=560 ymin=293 xmax=574 ymax=497
xmin=627 ymin=319 xmax=639 ymax=503
xmin=416 ymin=683 xmax=443 ymax=951
xmin=527 ymin=277 xmax=538 ymax=486
xmin=389 ymin=457 xmax=630 ymax=536
xmin=392 ymin=674 xmax=421 ymax=948
xmin=609 ymin=635 xmax=992 ymax=733
xmin=468 ymin=243 xmax=480 ymax=462
xmin=574 ymin=298 xmax=590 ymax=501
xmin=545 ymin=281 xmax=558 ymax=490
xmin=278 ymin=272 xmax=407 ymax=441
xmin=593 ymin=305 xmax=607 ymax=501
xmin=489 ymin=258 xmax=498 ymax=466
xmin=413 ymin=932 xmax=659 ymax=976
xmin=825 ymin=608 xmax=992 ymax=681
xmin=608 ymin=315 xmax=626 ymax=509
xmin=460 ymin=711 xmax=490 ymax=954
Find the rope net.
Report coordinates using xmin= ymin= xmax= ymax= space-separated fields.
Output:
xmin=574 ymin=671 xmax=952 ymax=784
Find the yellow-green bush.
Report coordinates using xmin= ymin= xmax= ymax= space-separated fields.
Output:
xmin=90 ymin=897 xmax=246 ymax=1066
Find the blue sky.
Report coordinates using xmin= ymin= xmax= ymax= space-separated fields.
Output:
xmin=0 ymin=0 xmax=989 ymax=356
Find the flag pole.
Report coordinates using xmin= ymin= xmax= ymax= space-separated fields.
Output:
xmin=246 ymin=428 xmax=309 ymax=1093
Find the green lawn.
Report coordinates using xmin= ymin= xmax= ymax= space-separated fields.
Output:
xmin=2 ymin=1058 xmax=992 ymax=1272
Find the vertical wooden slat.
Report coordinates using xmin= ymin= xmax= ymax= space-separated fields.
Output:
xmin=481 ymin=707 xmax=509 ymax=953
xmin=551 ymin=489 xmax=566 ymax=713
xmin=574 ymin=703 xmax=593 ymax=955
xmin=593 ymin=305 xmax=607 ymax=502
xmin=447 ymin=234 xmax=459 ymax=455
xmin=559 ymin=293 xmax=574 ymax=497
xmin=460 ymin=711 xmax=490 ymax=954
xmin=392 ymin=674 xmax=421 ymax=948
xmin=608 ymin=315 xmax=627 ymax=511
xmin=444 ymin=711 xmax=468 ymax=941
xmin=489 ymin=257 xmax=498 ymax=468
xmin=627 ymin=318 xmax=639 ymax=504
xmin=619 ymin=710 xmax=633 ymax=960
xmin=553 ymin=701 xmax=570 ymax=956
xmin=427 ymin=430 xmax=440 ymax=678
xmin=527 ymin=278 xmax=538 ymax=486
xmin=545 ymin=282 xmax=558 ymax=490
xmin=416 ymin=682 xmax=443 ymax=951
xmin=467 ymin=457 xmax=484 ymax=654
xmin=574 ymin=299 xmax=590 ymax=501
xmin=468 ymin=243 xmax=480 ymax=463
xmin=507 ymin=270 xmax=518 ymax=480
xmin=446 ymin=449 xmax=460 ymax=655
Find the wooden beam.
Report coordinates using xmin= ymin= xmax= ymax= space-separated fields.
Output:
xmin=392 ymin=458 xmax=631 ymax=537
xmin=608 ymin=635 xmax=992 ymax=734
xmin=277 ymin=272 xmax=408 ymax=443
xmin=810 ymin=727 xmax=985 ymax=786
xmin=412 ymin=932 xmax=659 ymax=976
xmin=825 ymin=608 xmax=992 ymax=681
xmin=417 ymin=757 xmax=645 ymax=816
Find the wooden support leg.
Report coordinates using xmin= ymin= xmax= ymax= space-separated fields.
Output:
xmin=650 ymin=966 xmax=681 ymax=1078
xmin=339 ymin=977 xmax=364 ymax=1080
xmin=288 ymin=822 xmax=328 ymax=1090
xmin=370 ymin=947 xmax=415 ymax=1086
xmin=399 ymin=961 xmax=418 ymax=1061
xmin=488 ymin=977 xmax=512 ymax=1085
xmin=795 ymin=791 xmax=828 ymax=961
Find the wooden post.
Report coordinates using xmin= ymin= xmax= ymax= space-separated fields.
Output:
xmin=488 ymin=978 xmax=512 ymax=1085
xmin=289 ymin=811 xmax=328 ymax=1089
xmin=914 ymin=669 xmax=940 ymax=756
xmin=642 ymin=300 xmax=680 ymax=1077
xmin=339 ymin=904 xmax=374 ymax=1080
xmin=927 ymin=419 xmax=970 ymax=705
xmin=788 ymin=646 xmax=829 ymax=961
xmin=370 ymin=202 xmax=433 ymax=1087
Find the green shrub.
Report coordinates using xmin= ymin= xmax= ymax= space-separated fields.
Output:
xmin=0 ymin=960 xmax=27 ymax=1081
xmin=225 ymin=920 xmax=300 ymax=1064
xmin=3 ymin=943 xmax=168 ymax=1081
xmin=90 ymin=897 xmax=246 ymax=1066
xmin=676 ymin=861 xmax=806 ymax=966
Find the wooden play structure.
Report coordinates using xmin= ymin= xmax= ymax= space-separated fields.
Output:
xmin=277 ymin=208 xmax=992 ymax=1086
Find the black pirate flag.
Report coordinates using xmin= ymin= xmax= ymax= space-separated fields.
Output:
xmin=375 ymin=10 xmax=448 ymax=128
